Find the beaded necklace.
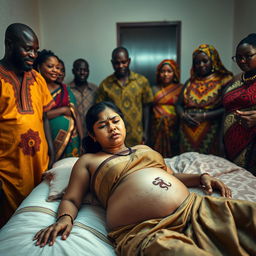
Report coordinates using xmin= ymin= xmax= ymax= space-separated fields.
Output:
xmin=242 ymin=73 xmax=256 ymax=83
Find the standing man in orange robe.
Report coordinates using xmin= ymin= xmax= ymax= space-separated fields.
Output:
xmin=0 ymin=23 xmax=55 ymax=226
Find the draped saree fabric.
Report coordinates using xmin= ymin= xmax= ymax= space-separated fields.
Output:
xmin=91 ymin=147 xmax=167 ymax=208
xmin=50 ymin=84 xmax=80 ymax=160
xmin=91 ymin=145 xmax=256 ymax=255
xmin=151 ymin=59 xmax=182 ymax=157
xmin=108 ymin=193 xmax=256 ymax=256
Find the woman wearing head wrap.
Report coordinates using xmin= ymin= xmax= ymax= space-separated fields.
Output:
xmin=176 ymin=44 xmax=233 ymax=155
xmin=151 ymin=59 xmax=183 ymax=157
xmin=223 ymin=34 xmax=256 ymax=175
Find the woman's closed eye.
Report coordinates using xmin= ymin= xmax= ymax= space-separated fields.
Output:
xmin=99 ymin=120 xmax=119 ymax=129
xmin=98 ymin=124 xmax=106 ymax=129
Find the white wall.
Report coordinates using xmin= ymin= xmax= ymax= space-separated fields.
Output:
xmin=232 ymin=0 xmax=256 ymax=74
xmin=37 ymin=0 xmax=235 ymax=85
xmin=0 ymin=0 xmax=40 ymax=57
xmin=1 ymin=0 xmax=240 ymax=84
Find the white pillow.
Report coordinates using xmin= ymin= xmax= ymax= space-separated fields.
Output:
xmin=43 ymin=157 xmax=100 ymax=205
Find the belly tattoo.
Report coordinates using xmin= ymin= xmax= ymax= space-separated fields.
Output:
xmin=152 ymin=177 xmax=172 ymax=190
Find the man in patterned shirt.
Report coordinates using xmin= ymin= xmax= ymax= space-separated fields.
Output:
xmin=68 ymin=59 xmax=98 ymax=136
xmin=96 ymin=47 xmax=153 ymax=146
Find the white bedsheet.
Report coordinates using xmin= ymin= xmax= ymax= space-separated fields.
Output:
xmin=0 ymin=181 xmax=115 ymax=256
xmin=1 ymin=153 xmax=256 ymax=256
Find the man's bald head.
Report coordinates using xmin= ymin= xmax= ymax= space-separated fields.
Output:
xmin=111 ymin=47 xmax=131 ymax=79
xmin=3 ymin=23 xmax=39 ymax=73
xmin=111 ymin=47 xmax=129 ymax=60
xmin=5 ymin=23 xmax=37 ymax=46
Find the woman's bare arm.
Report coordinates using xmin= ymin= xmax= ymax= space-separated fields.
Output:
xmin=33 ymin=155 xmax=90 ymax=247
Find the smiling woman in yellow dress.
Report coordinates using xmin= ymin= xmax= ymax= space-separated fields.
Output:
xmin=34 ymin=101 xmax=256 ymax=256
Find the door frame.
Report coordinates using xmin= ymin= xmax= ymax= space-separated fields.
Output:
xmin=116 ymin=21 xmax=181 ymax=66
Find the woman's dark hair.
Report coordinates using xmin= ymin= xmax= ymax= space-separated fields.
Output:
xmin=33 ymin=49 xmax=59 ymax=71
xmin=82 ymin=101 xmax=124 ymax=153
xmin=58 ymin=59 xmax=65 ymax=69
xmin=237 ymin=33 xmax=256 ymax=49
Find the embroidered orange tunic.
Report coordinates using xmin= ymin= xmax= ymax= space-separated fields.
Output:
xmin=0 ymin=65 xmax=55 ymax=222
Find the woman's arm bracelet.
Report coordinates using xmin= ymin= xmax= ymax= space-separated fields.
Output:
xmin=199 ymin=173 xmax=210 ymax=186
xmin=56 ymin=213 xmax=74 ymax=225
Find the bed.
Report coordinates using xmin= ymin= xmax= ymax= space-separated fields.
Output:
xmin=0 ymin=152 xmax=255 ymax=256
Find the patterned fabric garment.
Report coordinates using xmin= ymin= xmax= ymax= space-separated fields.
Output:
xmin=50 ymin=84 xmax=80 ymax=160
xmin=0 ymin=65 xmax=55 ymax=223
xmin=69 ymin=81 xmax=98 ymax=135
xmin=96 ymin=71 xmax=153 ymax=147
xmin=151 ymin=59 xmax=183 ymax=157
xmin=223 ymin=75 xmax=256 ymax=174
xmin=180 ymin=44 xmax=233 ymax=155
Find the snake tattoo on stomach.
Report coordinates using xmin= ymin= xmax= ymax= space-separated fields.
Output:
xmin=152 ymin=177 xmax=172 ymax=190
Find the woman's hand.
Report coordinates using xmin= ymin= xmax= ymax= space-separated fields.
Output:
xmin=182 ymin=112 xmax=200 ymax=127
xmin=200 ymin=174 xmax=232 ymax=198
xmin=33 ymin=216 xmax=73 ymax=247
xmin=189 ymin=112 xmax=205 ymax=123
xmin=61 ymin=106 xmax=72 ymax=117
xmin=236 ymin=110 xmax=256 ymax=128
xmin=47 ymin=107 xmax=73 ymax=119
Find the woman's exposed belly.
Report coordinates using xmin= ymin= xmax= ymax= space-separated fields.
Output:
xmin=106 ymin=168 xmax=190 ymax=230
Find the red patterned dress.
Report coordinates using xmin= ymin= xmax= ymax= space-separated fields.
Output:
xmin=223 ymin=76 xmax=256 ymax=173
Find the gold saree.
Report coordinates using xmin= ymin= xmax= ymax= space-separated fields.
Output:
xmin=109 ymin=193 xmax=256 ymax=256
xmin=91 ymin=147 xmax=167 ymax=208
xmin=91 ymin=146 xmax=256 ymax=255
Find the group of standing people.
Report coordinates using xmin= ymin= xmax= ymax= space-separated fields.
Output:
xmin=0 ymin=21 xmax=256 ymax=230
xmin=151 ymin=44 xmax=233 ymax=158
xmin=102 ymin=41 xmax=256 ymax=177
xmin=0 ymin=23 xmax=99 ymax=226
xmin=151 ymin=40 xmax=256 ymax=176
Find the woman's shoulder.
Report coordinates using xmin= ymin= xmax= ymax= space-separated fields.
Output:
xmin=75 ymin=152 xmax=104 ymax=169
xmin=132 ymin=144 xmax=157 ymax=153
xmin=76 ymin=152 xmax=97 ymax=163
xmin=132 ymin=144 xmax=150 ymax=150
xmin=222 ymin=73 xmax=242 ymax=92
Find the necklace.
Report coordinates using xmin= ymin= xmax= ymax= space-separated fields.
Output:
xmin=242 ymin=73 xmax=256 ymax=82
xmin=101 ymin=147 xmax=132 ymax=156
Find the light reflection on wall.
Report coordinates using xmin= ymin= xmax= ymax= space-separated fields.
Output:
xmin=130 ymin=53 xmax=177 ymax=63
